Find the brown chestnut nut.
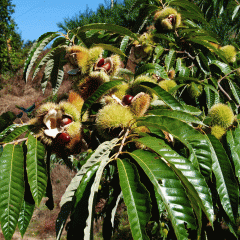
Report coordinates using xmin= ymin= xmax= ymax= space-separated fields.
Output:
xmin=122 ymin=95 xmax=133 ymax=105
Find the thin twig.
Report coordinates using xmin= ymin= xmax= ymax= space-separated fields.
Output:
xmin=2 ymin=137 xmax=28 ymax=148
xmin=113 ymin=128 xmax=130 ymax=160
xmin=217 ymin=69 xmax=239 ymax=101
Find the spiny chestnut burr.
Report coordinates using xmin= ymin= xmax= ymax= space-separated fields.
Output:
xmin=122 ymin=95 xmax=133 ymax=105
xmin=56 ymin=132 xmax=71 ymax=144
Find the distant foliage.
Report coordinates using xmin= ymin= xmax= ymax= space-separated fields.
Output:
xmin=0 ymin=0 xmax=23 ymax=73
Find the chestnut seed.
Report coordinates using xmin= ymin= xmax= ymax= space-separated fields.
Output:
xmin=97 ymin=58 xmax=105 ymax=67
xmin=56 ymin=132 xmax=70 ymax=144
xmin=62 ymin=117 xmax=72 ymax=126
xmin=101 ymin=62 xmax=111 ymax=72
xmin=122 ymin=95 xmax=133 ymax=105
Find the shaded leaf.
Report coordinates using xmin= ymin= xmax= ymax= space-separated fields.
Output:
xmin=81 ymin=81 xmax=123 ymax=117
xmin=207 ymin=134 xmax=239 ymax=222
xmin=76 ymin=23 xmax=138 ymax=41
xmin=26 ymin=134 xmax=47 ymax=206
xmin=227 ymin=127 xmax=240 ymax=182
xmin=60 ymin=138 xmax=119 ymax=207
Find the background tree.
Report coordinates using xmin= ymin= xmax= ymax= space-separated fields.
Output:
xmin=0 ymin=0 xmax=22 ymax=73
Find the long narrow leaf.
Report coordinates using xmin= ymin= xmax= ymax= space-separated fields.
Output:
xmin=227 ymin=127 xmax=240 ymax=182
xmin=24 ymin=32 xmax=59 ymax=82
xmin=129 ymin=150 xmax=197 ymax=240
xmin=76 ymin=23 xmax=138 ymax=40
xmin=18 ymin=200 xmax=35 ymax=238
xmin=140 ymin=82 xmax=184 ymax=111
xmin=81 ymin=81 xmax=123 ymax=117
xmin=136 ymin=136 xmax=214 ymax=225
xmin=207 ymin=134 xmax=239 ymax=223
xmin=137 ymin=116 xmax=212 ymax=178
xmin=26 ymin=134 xmax=47 ymax=206
xmin=60 ymin=138 xmax=119 ymax=207
xmin=0 ymin=144 xmax=25 ymax=240
xmin=118 ymin=159 xmax=151 ymax=240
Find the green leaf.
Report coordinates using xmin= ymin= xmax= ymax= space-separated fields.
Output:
xmin=136 ymin=136 xmax=214 ymax=225
xmin=0 ymin=124 xmax=24 ymax=142
xmin=84 ymin=147 xmax=117 ymax=240
xmin=93 ymin=43 xmax=126 ymax=57
xmin=0 ymin=144 xmax=25 ymax=240
xmin=24 ymin=32 xmax=60 ymax=82
xmin=81 ymin=80 xmax=123 ymax=117
xmin=60 ymin=138 xmax=119 ymax=207
xmin=75 ymin=23 xmax=138 ymax=41
xmin=232 ymin=5 xmax=240 ymax=20
xmin=228 ymin=80 xmax=240 ymax=105
xmin=207 ymin=134 xmax=239 ymax=222
xmin=165 ymin=49 xmax=176 ymax=72
xmin=148 ymin=109 xmax=205 ymax=126
xmin=58 ymin=163 xmax=99 ymax=240
xmin=135 ymin=63 xmax=169 ymax=79
xmin=117 ymin=159 xmax=151 ymax=240
xmin=120 ymin=36 xmax=130 ymax=56
xmin=129 ymin=150 xmax=196 ymax=240
xmin=18 ymin=200 xmax=35 ymax=238
xmin=26 ymin=134 xmax=47 ymax=206
xmin=140 ymin=82 xmax=184 ymax=111
xmin=74 ymin=163 xmax=100 ymax=210
xmin=2 ymin=125 xmax=29 ymax=143
xmin=211 ymin=60 xmax=232 ymax=75
xmin=32 ymin=45 xmax=67 ymax=80
xmin=137 ymin=116 xmax=212 ymax=178
xmin=227 ymin=127 xmax=240 ymax=183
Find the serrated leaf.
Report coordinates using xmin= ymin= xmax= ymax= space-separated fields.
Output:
xmin=135 ymin=63 xmax=169 ymax=79
xmin=2 ymin=125 xmax=29 ymax=143
xmin=0 ymin=144 xmax=25 ymax=240
xmin=57 ymin=163 xmax=99 ymax=240
xmin=60 ymin=138 xmax=119 ymax=207
xmin=211 ymin=60 xmax=232 ymax=75
xmin=18 ymin=200 xmax=35 ymax=238
xmin=0 ymin=124 xmax=23 ymax=141
xmin=32 ymin=45 xmax=67 ymax=80
xmin=207 ymin=134 xmax=239 ymax=222
xmin=137 ymin=116 xmax=212 ymax=178
xmin=120 ymin=36 xmax=130 ymax=56
xmin=75 ymin=23 xmax=138 ymax=41
xmin=93 ymin=43 xmax=126 ymax=57
xmin=227 ymin=127 xmax=240 ymax=183
xmin=140 ymin=82 xmax=184 ymax=111
xmin=136 ymin=136 xmax=214 ymax=225
xmin=148 ymin=109 xmax=205 ymax=126
xmin=84 ymin=147 xmax=117 ymax=240
xmin=129 ymin=150 xmax=196 ymax=240
xmin=81 ymin=81 xmax=123 ymax=117
xmin=118 ymin=159 xmax=151 ymax=240
xmin=232 ymin=5 xmax=240 ymax=20
xmin=165 ymin=49 xmax=176 ymax=72
xmin=24 ymin=32 xmax=59 ymax=82
xmin=26 ymin=134 xmax=47 ymax=206
xmin=228 ymin=80 xmax=240 ymax=105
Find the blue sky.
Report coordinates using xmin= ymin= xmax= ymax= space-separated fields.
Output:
xmin=12 ymin=0 xmax=106 ymax=42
